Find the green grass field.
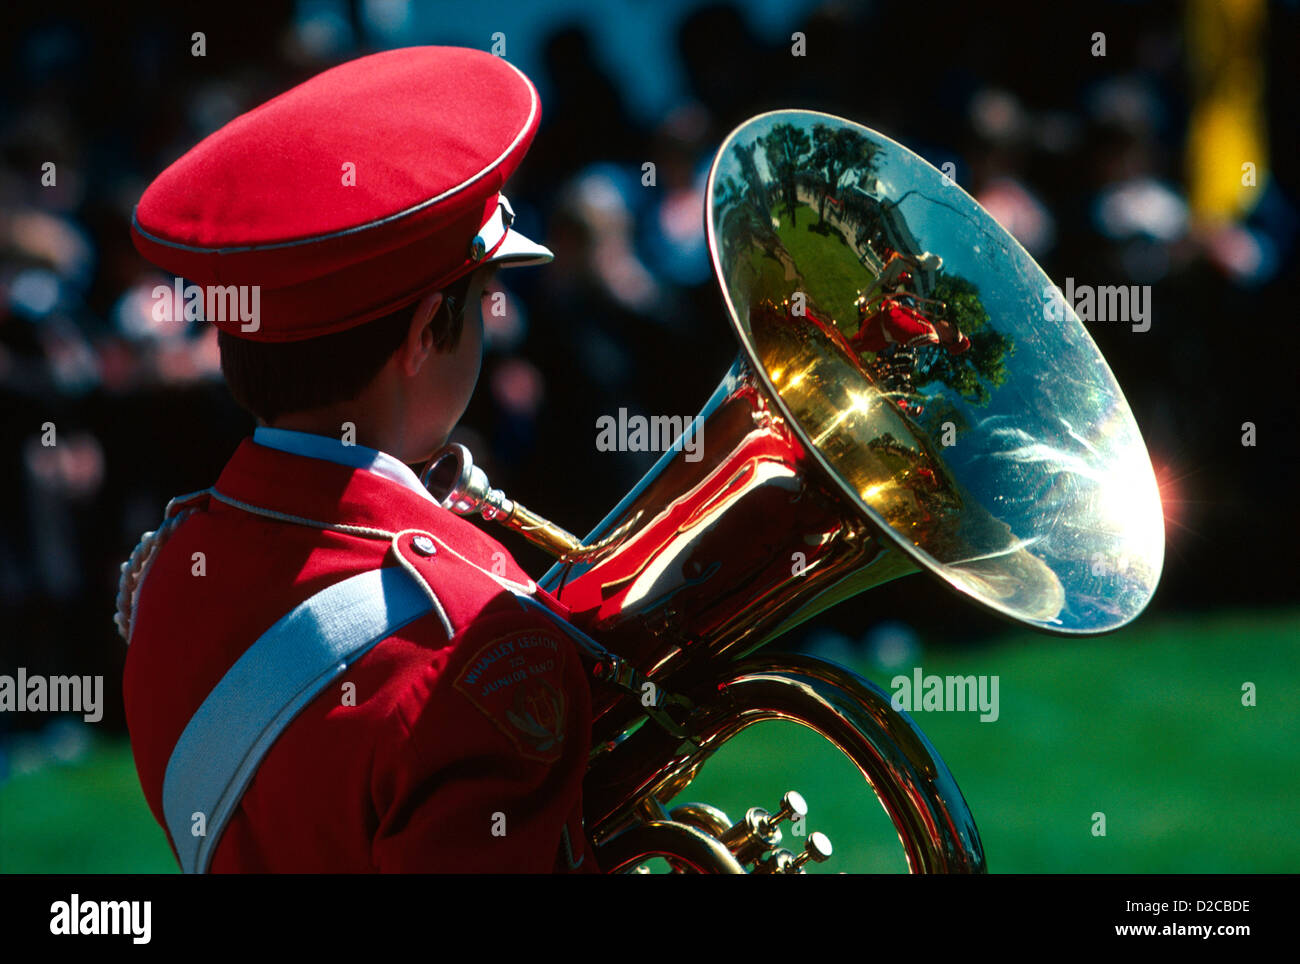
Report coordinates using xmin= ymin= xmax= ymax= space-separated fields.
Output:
xmin=2 ymin=607 xmax=1296 ymax=873
xmin=773 ymin=203 xmax=870 ymax=327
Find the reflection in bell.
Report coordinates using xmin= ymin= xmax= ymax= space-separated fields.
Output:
xmin=704 ymin=110 xmax=1163 ymax=634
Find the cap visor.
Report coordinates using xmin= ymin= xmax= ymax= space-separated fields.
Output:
xmin=487 ymin=227 xmax=553 ymax=267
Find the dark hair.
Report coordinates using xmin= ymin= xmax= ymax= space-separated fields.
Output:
xmin=218 ymin=273 xmax=474 ymax=423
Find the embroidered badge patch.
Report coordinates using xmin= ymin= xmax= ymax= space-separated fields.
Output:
xmin=454 ymin=630 xmax=567 ymax=762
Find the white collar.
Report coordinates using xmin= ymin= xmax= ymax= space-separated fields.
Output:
xmin=252 ymin=426 xmax=436 ymax=505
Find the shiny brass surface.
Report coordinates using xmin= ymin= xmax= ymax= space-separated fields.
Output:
xmin=763 ymin=790 xmax=808 ymax=832
xmin=584 ymin=653 xmax=984 ymax=873
xmin=706 ymin=111 xmax=1163 ymax=633
xmin=668 ymin=802 xmax=733 ymax=839
xmin=432 ymin=110 xmax=1164 ymax=874
xmin=542 ymin=359 xmax=923 ymax=735
xmin=596 ymin=820 xmax=748 ymax=874
xmin=720 ymin=808 xmax=784 ymax=865
xmin=422 ymin=442 xmax=585 ymax=558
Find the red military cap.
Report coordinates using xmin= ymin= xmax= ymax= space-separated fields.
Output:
xmin=131 ymin=46 xmax=552 ymax=342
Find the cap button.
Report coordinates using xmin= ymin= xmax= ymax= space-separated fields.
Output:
xmin=412 ymin=535 xmax=437 ymax=557
xmin=468 ymin=236 xmax=487 ymax=261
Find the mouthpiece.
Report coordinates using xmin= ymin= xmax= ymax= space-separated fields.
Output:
xmin=422 ymin=443 xmax=585 ymax=559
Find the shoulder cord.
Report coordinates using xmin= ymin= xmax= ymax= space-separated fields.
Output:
xmin=115 ymin=487 xmax=444 ymax=644
xmin=115 ymin=489 xmax=212 ymax=644
xmin=204 ymin=489 xmax=454 ymax=640
xmin=206 ymin=489 xmax=528 ymax=593
xmin=206 ymin=489 xmax=397 ymax=541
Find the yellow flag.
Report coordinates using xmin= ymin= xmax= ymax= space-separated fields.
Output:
xmin=1186 ymin=0 xmax=1268 ymax=221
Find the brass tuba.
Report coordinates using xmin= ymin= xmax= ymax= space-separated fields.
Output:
xmin=423 ymin=111 xmax=1164 ymax=873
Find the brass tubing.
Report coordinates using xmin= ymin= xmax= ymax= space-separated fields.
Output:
xmin=502 ymin=501 xmax=585 ymax=558
xmin=586 ymin=653 xmax=986 ymax=874
xmin=594 ymin=820 xmax=748 ymax=874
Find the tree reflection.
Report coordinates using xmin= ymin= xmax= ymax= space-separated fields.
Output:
xmin=809 ymin=124 xmax=883 ymax=230
xmin=760 ymin=122 xmax=811 ymax=230
xmin=912 ymin=274 xmax=1014 ymax=406
xmin=719 ymin=124 xmax=1015 ymax=414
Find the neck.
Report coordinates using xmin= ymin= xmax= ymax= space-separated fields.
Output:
xmin=268 ymin=385 xmax=410 ymax=458
xmin=263 ymin=360 xmax=454 ymax=463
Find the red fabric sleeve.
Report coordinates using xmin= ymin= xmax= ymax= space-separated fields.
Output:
xmin=369 ymin=603 xmax=595 ymax=873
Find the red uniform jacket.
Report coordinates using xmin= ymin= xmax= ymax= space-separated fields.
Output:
xmin=122 ymin=438 xmax=598 ymax=873
xmin=852 ymin=297 xmax=941 ymax=353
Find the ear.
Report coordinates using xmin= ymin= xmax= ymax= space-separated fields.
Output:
xmin=399 ymin=291 xmax=444 ymax=377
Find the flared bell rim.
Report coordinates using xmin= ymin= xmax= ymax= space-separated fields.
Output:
xmin=705 ymin=109 xmax=1164 ymax=636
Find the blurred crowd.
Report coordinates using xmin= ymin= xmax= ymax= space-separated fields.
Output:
xmin=1 ymin=1 xmax=1295 ymax=736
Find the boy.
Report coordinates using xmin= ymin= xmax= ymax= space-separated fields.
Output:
xmin=116 ymin=47 xmax=598 ymax=873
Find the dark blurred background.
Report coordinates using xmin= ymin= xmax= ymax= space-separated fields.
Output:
xmin=0 ymin=0 xmax=1297 ymax=870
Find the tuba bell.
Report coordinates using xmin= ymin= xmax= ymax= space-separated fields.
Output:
xmin=423 ymin=110 xmax=1164 ymax=873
